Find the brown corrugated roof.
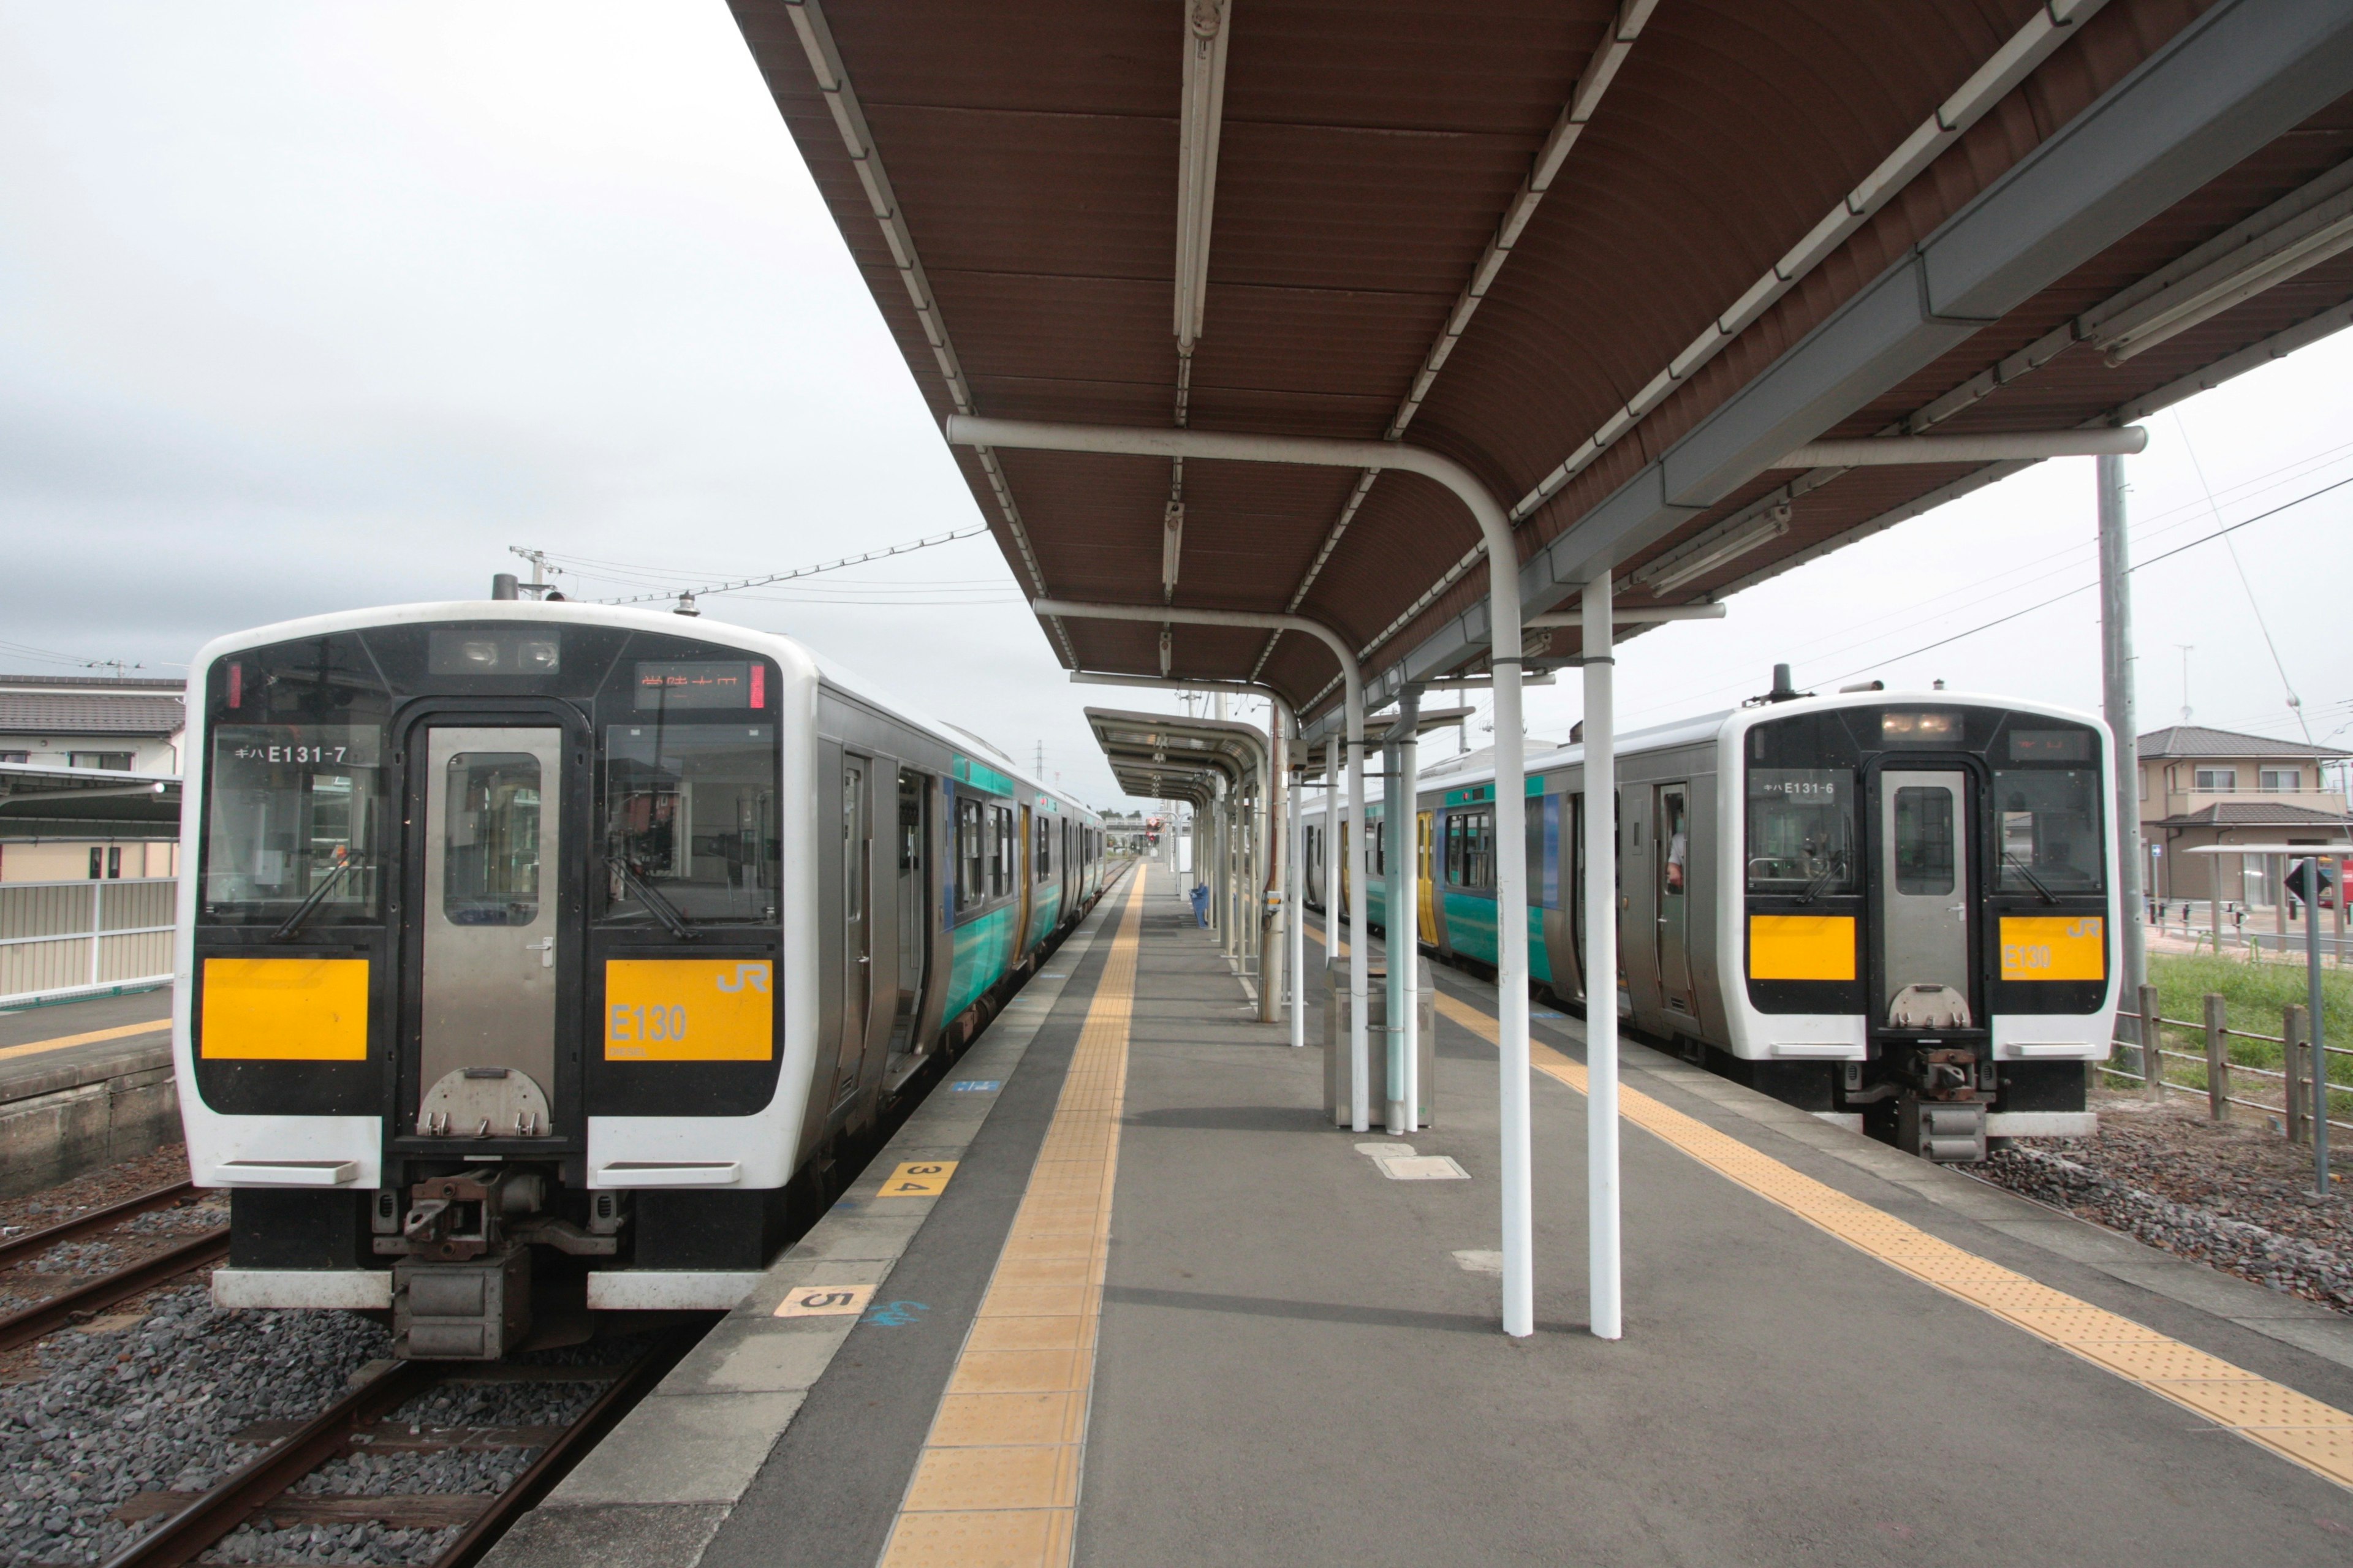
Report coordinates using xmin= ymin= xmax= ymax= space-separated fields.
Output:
xmin=2153 ymin=801 xmax=2353 ymax=828
xmin=729 ymin=1 xmax=2353 ymax=720
xmin=0 ymin=692 xmax=185 ymax=738
xmin=2139 ymin=725 xmax=2353 ymax=759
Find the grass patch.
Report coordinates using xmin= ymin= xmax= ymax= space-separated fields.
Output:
xmin=2144 ymin=953 xmax=2351 ymax=1104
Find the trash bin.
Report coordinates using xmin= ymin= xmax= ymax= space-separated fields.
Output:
xmin=1189 ymin=884 xmax=1210 ymax=926
xmin=1324 ymin=958 xmax=1435 ymax=1128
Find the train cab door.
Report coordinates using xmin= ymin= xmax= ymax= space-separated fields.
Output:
xmin=1873 ymin=769 xmax=1976 ymax=1030
xmin=833 ymin=754 xmax=873 ymax=1103
xmin=1655 ymin=784 xmax=1697 ymax=1017
xmin=414 ymin=724 xmax=567 ymax=1138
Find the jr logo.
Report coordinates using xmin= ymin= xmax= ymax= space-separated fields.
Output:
xmin=715 ymin=964 xmax=771 ymax=994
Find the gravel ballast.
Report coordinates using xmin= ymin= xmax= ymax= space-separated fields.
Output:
xmin=1977 ymin=1092 xmax=2352 ymax=1314
xmin=0 ymin=1281 xmax=654 ymax=1567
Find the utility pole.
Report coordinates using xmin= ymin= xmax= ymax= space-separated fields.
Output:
xmin=2099 ymin=453 xmax=2148 ymax=1049
xmin=2175 ymin=644 xmax=2193 ymax=724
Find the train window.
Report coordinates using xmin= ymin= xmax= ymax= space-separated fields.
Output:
xmin=990 ymin=806 xmax=1013 ymax=897
xmin=1037 ymin=813 xmax=1053 ymax=878
xmin=957 ymin=797 xmax=987 ymax=910
xmin=1446 ymin=809 xmax=1494 ymax=888
xmin=1891 ymin=787 xmax=1955 ymax=896
xmin=602 ymin=725 xmax=779 ymax=925
xmin=1993 ymin=768 xmax=2104 ymax=894
xmin=445 ymin=753 xmax=543 ymax=925
xmin=1745 ymin=768 xmax=1854 ymax=896
xmin=202 ymin=724 xmax=383 ymax=921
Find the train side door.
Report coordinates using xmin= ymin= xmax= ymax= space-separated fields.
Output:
xmin=885 ymin=769 xmax=930 ymax=1067
xmin=1017 ymin=804 xmax=1034 ymax=948
xmin=415 ymin=725 xmax=564 ymax=1136
xmin=1417 ymin=811 xmax=1439 ymax=945
xmin=835 ymin=755 xmax=873 ymax=1101
xmin=1874 ymin=769 xmax=1975 ymax=1028
xmin=1656 ymin=784 xmax=1696 ymax=1017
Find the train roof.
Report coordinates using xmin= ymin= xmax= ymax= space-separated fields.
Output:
xmin=1338 ymin=688 xmax=2107 ymax=805
xmin=189 ymin=599 xmax=1102 ymax=823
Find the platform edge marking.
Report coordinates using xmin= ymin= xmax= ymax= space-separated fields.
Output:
xmin=876 ymin=866 xmax=1148 ymax=1568
xmin=1423 ymin=983 xmax=2353 ymax=1494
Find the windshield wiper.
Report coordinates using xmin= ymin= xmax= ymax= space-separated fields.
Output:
xmin=1797 ymin=862 xmax=1844 ymax=905
xmin=607 ymin=855 xmax=696 ymax=940
xmin=2004 ymin=852 xmax=2059 ymax=906
xmin=273 ymin=857 xmax=357 ymax=941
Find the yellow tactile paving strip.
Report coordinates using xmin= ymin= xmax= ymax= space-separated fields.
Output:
xmin=1425 ymin=988 xmax=2353 ymax=1493
xmin=876 ymin=867 xmax=1148 ymax=1568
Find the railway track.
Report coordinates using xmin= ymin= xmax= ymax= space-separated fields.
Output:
xmin=99 ymin=1331 xmax=694 ymax=1568
xmin=0 ymin=1181 xmax=229 ymax=1352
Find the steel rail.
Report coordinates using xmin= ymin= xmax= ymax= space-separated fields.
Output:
xmin=436 ymin=1330 xmax=698 ymax=1568
xmin=99 ymin=1360 xmax=442 ymax=1568
xmin=0 ymin=1227 xmax=228 ymax=1352
xmin=0 ymin=1181 xmax=195 ymax=1271
xmin=101 ymin=1330 xmax=697 ymax=1568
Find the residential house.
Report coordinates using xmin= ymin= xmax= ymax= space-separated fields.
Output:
xmin=0 ymin=673 xmax=186 ymax=882
xmin=2137 ymin=724 xmax=2353 ymax=908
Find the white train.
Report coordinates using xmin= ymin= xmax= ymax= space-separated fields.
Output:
xmin=1307 ymin=683 xmax=2115 ymax=1159
xmin=176 ymin=597 xmax=1106 ymax=1357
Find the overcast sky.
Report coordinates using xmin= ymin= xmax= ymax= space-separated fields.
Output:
xmin=4 ymin=3 xmax=2349 ymax=809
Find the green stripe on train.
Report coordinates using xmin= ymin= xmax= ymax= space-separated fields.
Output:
xmin=946 ymin=904 xmax=1017 ymax=1020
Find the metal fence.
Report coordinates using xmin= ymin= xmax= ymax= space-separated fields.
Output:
xmin=0 ymin=877 xmax=176 ymax=1007
xmin=2111 ymin=1002 xmax=2352 ymax=1140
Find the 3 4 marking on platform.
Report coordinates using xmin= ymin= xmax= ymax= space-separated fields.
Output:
xmin=882 ymin=1161 xmax=958 ymax=1197
xmin=775 ymin=1283 xmax=877 ymax=1318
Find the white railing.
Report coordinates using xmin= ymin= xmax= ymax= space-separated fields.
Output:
xmin=0 ymin=877 xmax=176 ymax=1007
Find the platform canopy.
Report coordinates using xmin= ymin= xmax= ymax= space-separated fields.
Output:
xmin=1085 ymin=707 xmax=1268 ymax=807
xmin=0 ymin=763 xmax=178 ymax=842
xmin=731 ymin=1 xmax=2353 ymax=725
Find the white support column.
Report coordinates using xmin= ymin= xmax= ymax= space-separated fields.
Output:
xmin=1399 ymin=689 xmax=1422 ymax=1131
xmin=1349 ymin=715 xmax=1370 ymax=1136
xmin=2098 ymin=453 xmax=2148 ymax=1028
xmin=1289 ymin=746 xmax=1305 ymax=1048
xmin=1383 ymin=733 xmax=1406 ymax=1135
xmin=1582 ymin=577 xmax=1623 ymax=1341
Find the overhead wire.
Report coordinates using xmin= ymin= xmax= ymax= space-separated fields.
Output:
xmin=2172 ymin=410 xmax=2312 ymax=741
xmin=1816 ymin=470 xmax=2353 ymax=686
xmin=1608 ymin=434 xmax=2353 ymax=725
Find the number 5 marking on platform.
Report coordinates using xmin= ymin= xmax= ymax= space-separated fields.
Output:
xmin=881 ymin=1161 xmax=957 ymax=1197
xmin=773 ymin=1282 xmax=877 ymax=1318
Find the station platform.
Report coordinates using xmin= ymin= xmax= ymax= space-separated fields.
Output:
xmin=488 ymin=868 xmax=2353 ymax=1568
xmin=0 ymin=985 xmax=176 ymax=1196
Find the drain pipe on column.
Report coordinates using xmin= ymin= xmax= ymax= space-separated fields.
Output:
xmin=952 ymin=417 xmax=1530 ymax=1335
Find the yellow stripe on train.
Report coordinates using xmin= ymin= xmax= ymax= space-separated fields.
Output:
xmin=1746 ymin=915 xmax=1857 ymax=981
xmin=200 ymin=957 xmax=371 ymax=1059
xmin=604 ymin=958 xmax=775 ymax=1061
xmin=1999 ymin=916 xmax=2106 ymax=982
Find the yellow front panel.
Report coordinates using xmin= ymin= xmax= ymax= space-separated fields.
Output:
xmin=1747 ymin=915 xmax=1857 ymax=981
xmin=1999 ymin=916 xmax=2107 ymax=982
xmin=200 ymin=957 xmax=370 ymax=1060
xmin=604 ymin=958 xmax=775 ymax=1061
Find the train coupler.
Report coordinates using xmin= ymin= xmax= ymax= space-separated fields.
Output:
xmin=394 ymin=1247 xmax=532 ymax=1360
xmin=1898 ymin=1097 xmax=1988 ymax=1163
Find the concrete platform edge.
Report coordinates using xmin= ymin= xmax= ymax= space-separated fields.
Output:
xmin=479 ymin=885 xmax=1127 ymax=1567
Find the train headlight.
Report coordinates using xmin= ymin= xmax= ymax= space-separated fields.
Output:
xmin=1881 ymin=711 xmax=1958 ymax=742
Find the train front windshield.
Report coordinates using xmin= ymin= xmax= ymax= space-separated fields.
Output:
xmin=203 ymin=725 xmax=384 ymax=922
